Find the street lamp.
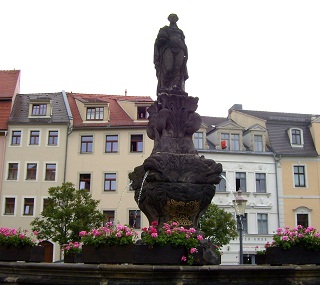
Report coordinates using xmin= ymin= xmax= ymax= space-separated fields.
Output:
xmin=233 ymin=190 xmax=247 ymax=264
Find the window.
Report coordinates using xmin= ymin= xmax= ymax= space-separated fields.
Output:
xmin=193 ymin=132 xmax=204 ymax=149
xmin=241 ymin=213 xmax=248 ymax=234
xmin=297 ymin=214 xmax=309 ymax=228
xmin=103 ymin=210 xmax=115 ymax=224
xmin=294 ymin=166 xmax=306 ymax=187
xmin=106 ymin=135 xmax=118 ymax=153
xmin=86 ymin=107 xmax=104 ymax=120
xmin=235 ymin=213 xmax=247 ymax=233
xmin=291 ymin=129 xmax=302 ymax=145
xmin=254 ymin=135 xmax=263 ymax=152
xmin=221 ymin=133 xmax=240 ymax=151
xmin=23 ymin=198 xmax=34 ymax=216
xmin=130 ymin=134 xmax=143 ymax=152
xmin=129 ymin=210 xmax=141 ymax=229
xmin=30 ymin=131 xmax=40 ymax=145
xmin=32 ymin=104 xmax=47 ymax=116
xmin=43 ymin=198 xmax=49 ymax=212
xmin=137 ymin=106 xmax=149 ymax=119
xmin=48 ymin=131 xmax=58 ymax=145
xmin=11 ymin=131 xmax=21 ymax=145
xmin=45 ymin=164 xmax=56 ymax=181
xmin=79 ymin=174 xmax=91 ymax=191
xmin=26 ymin=163 xmax=37 ymax=180
xmin=8 ymin=163 xmax=18 ymax=180
xmin=4 ymin=198 xmax=15 ymax=215
xmin=231 ymin=134 xmax=240 ymax=151
xmin=216 ymin=171 xmax=226 ymax=192
xmin=104 ymin=173 xmax=117 ymax=191
xmin=236 ymin=172 xmax=246 ymax=191
xmin=81 ymin=135 xmax=93 ymax=153
xmin=221 ymin=133 xmax=229 ymax=150
xmin=256 ymin=173 xmax=266 ymax=193
xmin=257 ymin=213 xmax=268 ymax=234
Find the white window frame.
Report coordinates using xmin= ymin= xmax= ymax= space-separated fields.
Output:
xmin=21 ymin=196 xmax=36 ymax=217
xmin=288 ymin=128 xmax=304 ymax=147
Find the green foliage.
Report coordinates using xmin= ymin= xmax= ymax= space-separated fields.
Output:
xmin=0 ymin=228 xmax=38 ymax=247
xmin=198 ymin=204 xmax=238 ymax=247
xmin=31 ymin=182 xmax=104 ymax=246
xmin=80 ymin=222 xmax=138 ymax=247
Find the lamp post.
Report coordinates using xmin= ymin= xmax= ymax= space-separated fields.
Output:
xmin=233 ymin=190 xmax=247 ymax=265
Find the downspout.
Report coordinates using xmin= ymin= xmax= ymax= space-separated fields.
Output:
xmin=273 ymin=154 xmax=281 ymax=228
xmin=61 ymin=90 xmax=73 ymax=261
xmin=62 ymin=90 xmax=73 ymax=183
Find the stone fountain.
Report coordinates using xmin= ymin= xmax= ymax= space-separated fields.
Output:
xmin=129 ymin=14 xmax=222 ymax=229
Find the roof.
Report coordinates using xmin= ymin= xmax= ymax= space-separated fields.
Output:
xmin=0 ymin=70 xmax=20 ymax=98
xmin=67 ymin=93 xmax=154 ymax=128
xmin=234 ymin=109 xmax=320 ymax=157
xmin=8 ymin=92 xmax=70 ymax=125
xmin=201 ymin=116 xmax=228 ymax=133
xmin=0 ymin=70 xmax=20 ymax=130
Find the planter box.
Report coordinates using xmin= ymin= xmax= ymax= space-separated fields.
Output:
xmin=266 ymin=246 xmax=320 ymax=265
xmin=134 ymin=245 xmax=204 ymax=265
xmin=0 ymin=245 xmax=44 ymax=262
xmin=255 ymin=254 xmax=267 ymax=265
xmin=82 ymin=244 xmax=134 ymax=264
xmin=64 ymin=252 xmax=82 ymax=263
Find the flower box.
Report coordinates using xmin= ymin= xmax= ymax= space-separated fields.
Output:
xmin=82 ymin=244 xmax=134 ymax=264
xmin=255 ymin=254 xmax=267 ymax=265
xmin=266 ymin=246 xmax=320 ymax=265
xmin=0 ymin=245 xmax=44 ymax=262
xmin=134 ymin=245 xmax=204 ymax=265
xmin=64 ymin=252 xmax=82 ymax=263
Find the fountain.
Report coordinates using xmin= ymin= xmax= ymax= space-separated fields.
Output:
xmin=129 ymin=14 xmax=222 ymax=229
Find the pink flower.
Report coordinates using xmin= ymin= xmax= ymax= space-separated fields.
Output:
xmin=142 ymin=227 xmax=148 ymax=232
xmin=126 ymin=231 xmax=132 ymax=237
xmin=79 ymin=231 xmax=87 ymax=237
xmin=181 ymin=256 xmax=187 ymax=262
xmin=190 ymin=248 xmax=198 ymax=254
xmin=185 ymin=234 xmax=190 ymax=239
xmin=282 ymin=236 xmax=289 ymax=241
xmin=116 ymin=232 xmax=122 ymax=238
xmin=197 ymin=235 xmax=204 ymax=240
xmin=33 ymin=230 xmax=39 ymax=236
xmin=151 ymin=221 xmax=158 ymax=227
xmin=166 ymin=229 xmax=172 ymax=235
xmin=151 ymin=233 xmax=158 ymax=238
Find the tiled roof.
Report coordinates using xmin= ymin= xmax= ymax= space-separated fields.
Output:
xmin=201 ymin=116 xmax=228 ymax=132
xmin=8 ymin=92 xmax=70 ymax=125
xmin=235 ymin=109 xmax=319 ymax=157
xmin=67 ymin=93 xmax=154 ymax=128
xmin=0 ymin=101 xmax=12 ymax=130
xmin=0 ymin=70 xmax=20 ymax=130
xmin=0 ymin=70 xmax=20 ymax=98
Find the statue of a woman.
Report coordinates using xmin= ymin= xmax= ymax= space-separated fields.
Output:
xmin=154 ymin=14 xmax=188 ymax=95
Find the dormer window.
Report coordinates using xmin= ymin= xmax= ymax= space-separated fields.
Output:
xmin=254 ymin=135 xmax=263 ymax=152
xmin=32 ymin=104 xmax=47 ymax=115
xmin=289 ymin=128 xmax=304 ymax=147
xmin=86 ymin=107 xmax=104 ymax=120
xmin=221 ymin=133 xmax=240 ymax=151
xmin=29 ymin=99 xmax=51 ymax=118
xmin=137 ymin=106 xmax=149 ymax=120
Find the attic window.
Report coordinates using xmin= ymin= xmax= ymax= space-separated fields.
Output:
xmin=289 ymin=128 xmax=304 ymax=147
xmin=32 ymin=104 xmax=47 ymax=116
xmin=86 ymin=107 xmax=104 ymax=120
xmin=137 ymin=106 xmax=149 ymax=120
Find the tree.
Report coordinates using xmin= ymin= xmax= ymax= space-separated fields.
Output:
xmin=198 ymin=203 xmax=238 ymax=247
xmin=31 ymin=182 xmax=104 ymax=246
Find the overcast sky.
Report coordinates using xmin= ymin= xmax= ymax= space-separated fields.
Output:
xmin=1 ymin=0 xmax=320 ymax=117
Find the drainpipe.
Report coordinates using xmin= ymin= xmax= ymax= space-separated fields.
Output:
xmin=273 ymin=154 xmax=281 ymax=228
xmin=61 ymin=90 xmax=73 ymax=183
